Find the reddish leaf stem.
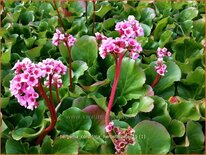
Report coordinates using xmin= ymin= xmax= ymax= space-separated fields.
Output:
xmin=55 ymin=83 xmax=61 ymax=104
xmin=53 ymin=0 xmax=65 ymax=30
xmin=35 ymin=80 xmax=57 ymax=145
xmin=105 ymin=54 xmax=123 ymax=126
xmin=151 ymin=74 xmax=161 ymax=88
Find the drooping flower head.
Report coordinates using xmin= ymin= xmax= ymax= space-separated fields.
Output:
xmin=52 ymin=28 xmax=76 ymax=47
xmin=115 ymin=15 xmax=144 ymax=38
xmin=105 ymin=122 xmax=135 ymax=154
xmin=10 ymin=58 xmax=67 ymax=110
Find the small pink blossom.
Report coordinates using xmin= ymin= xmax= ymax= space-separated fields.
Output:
xmin=105 ymin=122 xmax=114 ymax=132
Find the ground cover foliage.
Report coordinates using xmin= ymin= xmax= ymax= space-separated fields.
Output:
xmin=0 ymin=0 xmax=205 ymax=154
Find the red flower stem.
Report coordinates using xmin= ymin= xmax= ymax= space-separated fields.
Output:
xmin=53 ymin=0 xmax=65 ymax=30
xmin=35 ymin=80 xmax=57 ymax=145
xmin=105 ymin=54 xmax=123 ymax=126
xmin=151 ymin=74 xmax=161 ymax=88
xmin=85 ymin=0 xmax=88 ymax=24
xmin=92 ymin=0 xmax=96 ymax=34
xmin=64 ymin=41 xmax=73 ymax=91
xmin=1 ymin=0 xmax=6 ymax=17
xmin=55 ymin=83 xmax=61 ymax=104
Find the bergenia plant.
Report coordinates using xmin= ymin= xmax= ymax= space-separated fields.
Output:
xmin=10 ymin=58 xmax=67 ymax=144
xmin=52 ymin=28 xmax=76 ymax=91
xmin=96 ymin=15 xmax=144 ymax=153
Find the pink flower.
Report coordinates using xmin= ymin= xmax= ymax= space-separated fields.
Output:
xmin=154 ymin=58 xmax=167 ymax=76
xmin=52 ymin=28 xmax=76 ymax=47
xmin=10 ymin=58 xmax=67 ymax=110
xmin=115 ymin=15 xmax=144 ymax=38
xmin=157 ymin=47 xmax=171 ymax=58
xmin=95 ymin=32 xmax=107 ymax=41
xmin=105 ymin=122 xmax=114 ymax=132
xmin=130 ymin=52 xmax=139 ymax=60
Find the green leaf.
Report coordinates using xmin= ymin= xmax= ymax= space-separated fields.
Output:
xmin=12 ymin=128 xmax=36 ymax=141
xmin=169 ymin=101 xmax=200 ymax=123
xmin=138 ymin=96 xmax=154 ymax=112
xmin=1 ymin=97 xmax=10 ymax=109
xmin=16 ymin=116 xmax=33 ymax=128
xmin=107 ymin=58 xmax=146 ymax=100
xmin=154 ymin=17 xmax=169 ymax=40
xmin=19 ymin=11 xmax=35 ymax=25
xmin=186 ymin=121 xmax=204 ymax=153
xmin=24 ymin=36 xmax=37 ymax=48
xmin=41 ymin=136 xmax=52 ymax=154
xmin=57 ymin=107 xmax=92 ymax=134
xmin=5 ymin=139 xmax=28 ymax=154
xmin=154 ymin=61 xmax=181 ymax=93
xmin=1 ymin=49 xmax=11 ymax=65
xmin=96 ymin=3 xmax=112 ymax=18
xmin=41 ymin=136 xmax=79 ymax=154
xmin=125 ymin=96 xmax=154 ymax=117
xmin=59 ymin=42 xmax=69 ymax=63
xmin=52 ymin=138 xmax=79 ymax=154
xmin=182 ymin=67 xmax=204 ymax=86
xmin=178 ymin=7 xmax=198 ymax=22
xmin=140 ymin=23 xmax=151 ymax=36
xmin=155 ymin=2 xmax=172 ymax=15
xmin=72 ymin=60 xmax=88 ymax=83
xmin=128 ymin=120 xmax=171 ymax=154
xmin=181 ymin=20 xmax=193 ymax=35
xmin=168 ymin=119 xmax=185 ymax=137
xmin=25 ymin=45 xmax=43 ymax=59
xmin=103 ymin=18 xmax=116 ymax=30
xmin=159 ymin=30 xmax=173 ymax=47
xmin=71 ymin=35 xmax=98 ymax=67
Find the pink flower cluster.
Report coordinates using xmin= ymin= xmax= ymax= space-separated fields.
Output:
xmin=155 ymin=47 xmax=172 ymax=76
xmin=115 ymin=15 xmax=144 ymax=38
xmin=105 ymin=122 xmax=135 ymax=154
xmin=52 ymin=28 xmax=76 ymax=47
xmin=95 ymin=15 xmax=143 ymax=60
xmin=96 ymin=34 xmax=142 ymax=60
xmin=10 ymin=58 xmax=67 ymax=110
xmin=157 ymin=47 xmax=171 ymax=58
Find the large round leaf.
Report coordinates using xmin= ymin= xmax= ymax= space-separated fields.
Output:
xmin=128 ymin=120 xmax=171 ymax=154
xmin=56 ymin=107 xmax=92 ymax=134
xmin=71 ymin=35 xmax=98 ymax=67
xmin=107 ymin=57 xmax=146 ymax=100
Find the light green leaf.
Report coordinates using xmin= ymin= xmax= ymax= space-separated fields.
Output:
xmin=96 ymin=3 xmax=112 ymax=18
xmin=169 ymin=101 xmax=200 ymax=122
xmin=159 ymin=30 xmax=173 ymax=47
xmin=71 ymin=35 xmax=98 ymax=67
xmin=178 ymin=7 xmax=198 ymax=22
xmin=57 ymin=107 xmax=92 ymax=134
